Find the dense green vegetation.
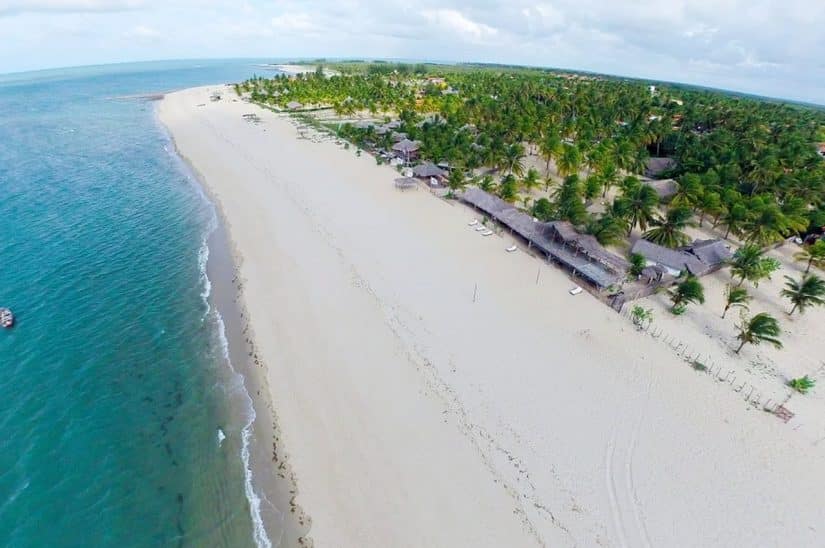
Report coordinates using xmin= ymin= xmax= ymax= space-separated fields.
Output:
xmin=236 ymin=62 xmax=825 ymax=360
xmin=239 ymin=62 xmax=825 ymax=250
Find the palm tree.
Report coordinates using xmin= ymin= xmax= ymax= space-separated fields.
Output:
xmin=503 ymin=143 xmax=526 ymax=177
xmin=730 ymin=244 xmax=780 ymax=287
xmin=446 ymin=167 xmax=468 ymax=195
xmin=553 ymin=175 xmax=588 ymax=225
xmin=670 ymin=173 xmax=704 ymax=209
xmin=735 ymin=312 xmax=782 ymax=353
xmin=743 ymin=201 xmax=789 ymax=246
xmin=697 ymin=191 xmax=723 ymax=227
xmin=598 ymin=161 xmax=619 ymax=198
xmin=719 ymin=201 xmax=748 ymax=240
xmin=722 ymin=285 xmax=751 ymax=318
xmin=521 ymin=167 xmax=541 ymax=193
xmin=585 ymin=213 xmax=626 ymax=246
xmin=794 ymin=240 xmax=825 ymax=273
xmin=642 ymin=206 xmax=694 ymax=248
xmin=478 ymin=174 xmax=495 ymax=192
xmin=781 ymin=274 xmax=825 ymax=315
xmin=539 ymin=132 xmax=562 ymax=175
xmin=556 ymin=144 xmax=581 ymax=178
xmin=670 ymin=275 xmax=705 ymax=314
xmin=498 ymin=174 xmax=519 ymax=202
xmin=531 ymin=197 xmax=553 ymax=222
xmin=615 ymin=178 xmax=659 ymax=235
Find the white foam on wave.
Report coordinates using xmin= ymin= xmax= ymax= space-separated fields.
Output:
xmin=197 ymin=232 xmax=213 ymax=317
xmin=199 ymin=217 xmax=272 ymax=548
xmin=214 ymin=305 xmax=272 ymax=548
xmin=161 ymin=121 xmax=274 ymax=548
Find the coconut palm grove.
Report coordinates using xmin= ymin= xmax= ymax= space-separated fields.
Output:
xmin=237 ymin=61 xmax=825 ymax=354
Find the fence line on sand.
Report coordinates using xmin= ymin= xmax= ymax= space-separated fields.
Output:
xmin=617 ymin=306 xmax=797 ymax=422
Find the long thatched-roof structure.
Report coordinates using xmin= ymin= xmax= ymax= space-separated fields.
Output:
xmin=461 ymin=188 xmax=628 ymax=289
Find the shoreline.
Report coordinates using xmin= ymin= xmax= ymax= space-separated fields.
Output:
xmin=158 ymin=84 xmax=825 ymax=548
xmin=158 ymin=112 xmax=310 ymax=547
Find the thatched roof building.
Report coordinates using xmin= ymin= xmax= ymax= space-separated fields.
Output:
xmin=687 ymin=239 xmax=732 ymax=268
xmin=642 ymin=178 xmax=678 ymax=200
xmin=645 ymin=157 xmax=677 ymax=178
xmin=392 ymin=139 xmax=420 ymax=153
xmin=412 ymin=162 xmax=447 ymax=179
xmin=631 ymin=238 xmax=731 ymax=277
xmin=461 ymin=188 xmax=627 ymax=288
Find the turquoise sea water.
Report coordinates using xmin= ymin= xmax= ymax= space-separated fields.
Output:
xmin=0 ymin=60 xmax=276 ymax=547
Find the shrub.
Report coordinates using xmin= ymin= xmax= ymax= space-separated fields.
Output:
xmin=630 ymin=305 xmax=653 ymax=329
xmin=788 ymin=376 xmax=816 ymax=394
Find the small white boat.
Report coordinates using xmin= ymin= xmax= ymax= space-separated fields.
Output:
xmin=475 ymin=225 xmax=487 ymax=232
xmin=481 ymin=230 xmax=494 ymax=236
xmin=468 ymin=219 xmax=479 ymax=226
xmin=0 ymin=308 xmax=14 ymax=328
xmin=569 ymin=286 xmax=583 ymax=295
xmin=506 ymin=245 xmax=517 ymax=253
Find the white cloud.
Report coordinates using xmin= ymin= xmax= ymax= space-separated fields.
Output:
xmin=270 ymin=12 xmax=316 ymax=33
xmin=126 ymin=23 xmax=158 ymax=38
xmin=0 ymin=0 xmax=144 ymax=16
xmin=1 ymin=0 xmax=824 ymax=104
xmin=420 ymin=8 xmax=497 ymax=42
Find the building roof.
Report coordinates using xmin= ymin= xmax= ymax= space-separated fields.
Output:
xmin=642 ymin=178 xmax=678 ymax=199
xmin=632 ymin=239 xmax=707 ymax=275
xmin=461 ymin=187 xmax=513 ymax=217
xmin=412 ymin=162 xmax=447 ymax=178
xmin=392 ymin=139 xmax=420 ymax=153
xmin=645 ymin=157 xmax=677 ymax=178
xmin=461 ymin=188 xmax=627 ymax=288
xmin=684 ymin=239 xmax=732 ymax=267
xmin=286 ymin=101 xmax=303 ymax=110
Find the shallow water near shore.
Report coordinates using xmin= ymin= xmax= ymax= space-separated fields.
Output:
xmin=0 ymin=60 xmax=283 ymax=547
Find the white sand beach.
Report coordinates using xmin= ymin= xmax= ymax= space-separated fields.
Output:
xmin=159 ymin=85 xmax=825 ymax=548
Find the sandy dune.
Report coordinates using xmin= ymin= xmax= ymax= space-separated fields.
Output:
xmin=159 ymin=85 xmax=825 ymax=548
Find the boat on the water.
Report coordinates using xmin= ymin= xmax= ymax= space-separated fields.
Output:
xmin=0 ymin=308 xmax=14 ymax=328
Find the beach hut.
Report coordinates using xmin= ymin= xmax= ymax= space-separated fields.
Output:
xmin=684 ymin=239 xmax=732 ymax=272
xmin=644 ymin=157 xmax=677 ymax=178
xmin=631 ymin=239 xmax=714 ymax=277
xmin=412 ymin=162 xmax=446 ymax=179
xmin=391 ymin=139 xmax=421 ymax=163
xmin=641 ymin=178 xmax=678 ymax=201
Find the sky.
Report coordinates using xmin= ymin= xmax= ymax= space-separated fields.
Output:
xmin=2 ymin=0 xmax=824 ymax=104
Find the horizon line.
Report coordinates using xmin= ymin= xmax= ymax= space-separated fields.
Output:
xmin=1 ymin=56 xmax=822 ymax=109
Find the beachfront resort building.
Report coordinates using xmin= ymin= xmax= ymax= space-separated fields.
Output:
xmin=461 ymin=188 xmax=628 ymax=289
xmin=392 ymin=138 xmax=420 ymax=163
xmin=632 ymin=238 xmax=732 ymax=282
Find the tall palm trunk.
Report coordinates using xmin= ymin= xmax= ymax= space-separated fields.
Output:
xmin=735 ymin=339 xmax=746 ymax=353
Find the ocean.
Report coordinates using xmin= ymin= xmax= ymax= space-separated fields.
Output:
xmin=0 ymin=60 xmax=281 ymax=547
